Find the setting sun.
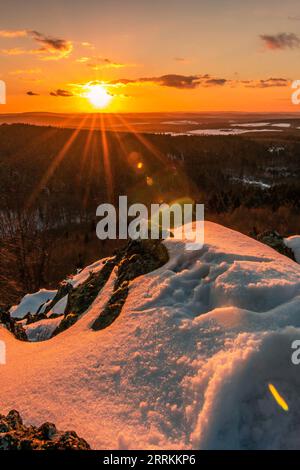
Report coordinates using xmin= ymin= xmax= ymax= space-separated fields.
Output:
xmin=85 ymin=84 xmax=112 ymax=109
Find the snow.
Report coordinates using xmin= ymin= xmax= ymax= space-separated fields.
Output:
xmin=10 ymin=289 xmax=57 ymax=319
xmin=233 ymin=122 xmax=270 ymax=127
xmin=231 ymin=176 xmax=271 ymax=189
xmin=46 ymin=294 xmax=68 ymax=317
xmin=162 ymin=120 xmax=199 ymax=125
xmin=68 ymin=259 xmax=106 ymax=288
xmin=24 ymin=317 xmax=62 ymax=342
xmin=177 ymin=128 xmax=281 ymax=136
xmin=271 ymin=123 xmax=291 ymax=128
xmin=284 ymin=236 xmax=300 ymax=263
xmin=1 ymin=222 xmax=300 ymax=449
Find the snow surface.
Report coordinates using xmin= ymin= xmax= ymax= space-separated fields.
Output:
xmin=68 ymin=259 xmax=106 ymax=288
xmin=10 ymin=289 xmax=57 ymax=319
xmin=1 ymin=222 xmax=300 ymax=449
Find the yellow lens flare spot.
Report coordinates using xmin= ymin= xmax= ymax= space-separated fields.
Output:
xmin=146 ymin=176 xmax=154 ymax=186
xmin=85 ymin=84 xmax=112 ymax=109
xmin=137 ymin=162 xmax=143 ymax=169
xmin=268 ymin=383 xmax=289 ymax=411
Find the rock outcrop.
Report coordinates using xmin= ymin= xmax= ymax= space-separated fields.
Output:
xmin=0 ymin=308 xmax=27 ymax=341
xmin=255 ymin=230 xmax=295 ymax=260
xmin=0 ymin=410 xmax=90 ymax=450
xmin=91 ymin=238 xmax=169 ymax=330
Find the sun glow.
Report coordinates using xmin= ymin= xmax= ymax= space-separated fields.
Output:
xmin=85 ymin=84 xmax=112 ymax=109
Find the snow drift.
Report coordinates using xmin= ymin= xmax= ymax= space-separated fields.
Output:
xmin=1 ymin=221 xmax=300 ymax=450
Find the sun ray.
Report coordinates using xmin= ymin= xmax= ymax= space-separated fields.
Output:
xmin=79 ymin=112 xmax=97 ymax=175
xmin=99 ymin=113 xmax=114 ymax=203
xmin=113 ymin=112 xmax=167 ymax=165
xmin=82 ymin=133 xmax=97 ymax=209
xmin=26 ymin=115 xmax=89 ymax=209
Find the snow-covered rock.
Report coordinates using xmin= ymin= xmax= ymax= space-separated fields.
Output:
xmin=10 ymin=289 xmax=57 ymax=319
xmin=45 ymin=295 xmax=68 ymax=318
xmin=284 ymin=235 xmax=300 ymax=264
xmin=1 ymin=222 xmax=300 ymax=449
xmin=24 ymin=317 xmax=63 ymax=342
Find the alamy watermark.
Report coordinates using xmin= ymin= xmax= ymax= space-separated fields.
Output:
xmin=291 ymin=80 xmax=300 ymax=105
xmin=0 ymin=340 xmax=6 ymax=364
xmin=0 ymin=80 xmax=6 ymax=104
xmin=291 ymin=340 xmax=300 ymax=365
xmin=96 ymin=196 xmax=204 ymax=251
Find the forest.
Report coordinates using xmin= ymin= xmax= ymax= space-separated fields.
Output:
xmin=1 ymin=123 xmax=300 ymax=307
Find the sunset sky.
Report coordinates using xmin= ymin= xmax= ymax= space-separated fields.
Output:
xmin=1 ymin=0 xmax=300 ymax=113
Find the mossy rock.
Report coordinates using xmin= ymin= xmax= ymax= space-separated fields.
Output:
xmin=91 ymin=239 xmax=169 ymax=331
xmin=0 ymin=409 xmax=90 ymax=450
xmin=256 ymin=230 xmax=295 ymax=260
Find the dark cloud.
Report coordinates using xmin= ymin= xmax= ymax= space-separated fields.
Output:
xmin=244 ymin=78 xmax=289 ymax=88
xmin=50 ymin=89 xmax=73 ymax=97
xmin=0 ymin=29 xmax=73 ymax=59
xmin=26 ymin=90 xmax=39 ymax=96
xmin=204 ymin=78 xmax=227 ymax=86
xmin=149 ymin=74 xmax=201 ymax=88
xmin=29 ymin=30 xmax=72 ymax=53
xmin=111 ymin=74 xmax=206 ymax=89
xmin=109 ymin=73 xmax=289 ymax=91
xmin=111 ymin=74 xmax=227 ymax=89
xmin=260 ymin=33 xmax=300 ymax=50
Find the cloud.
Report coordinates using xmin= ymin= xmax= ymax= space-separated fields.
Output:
xmin=0 ymin=29 xmax=73 ymax=60
xmin=109 ymin=73 xmax=290 ymax=91
xmin=110 ymin=74 xmax=226 ymax=89
xmin=88 ymin=58 xmax=126 ymax=70
xmin=29 ymin=30 xmax=73 ymax=59
xmin=260 ymin=33 xmax=300 ymax=50
xmin=50 ymin=89 xmax=73 ymax=97
xmin=242 ymin=78 xmax=290 ymax=88
xmin=26 ymin=91 xmax=39 ymax=96
xmin=0 ymin=29 xmax=27 ymax=38
xmin=76 ymin=55 xmax=132 ymax=70
xmin=0 ymin=48 xmax=37 ymax=55
xmin=149 ymin=74 xmax=202 ymax=88
xmin=76 ymin=56 xmax=90 ymax=63
xmin=204 ymin=78 xmax=227 ymax=86
xmin=10 ymin=68 xmax=41 ymax=75
xmin=81 ymin=41 xmax=95 ymax=49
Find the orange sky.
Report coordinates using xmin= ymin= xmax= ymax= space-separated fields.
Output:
xmin=0 ymin=0 xmax=300 ymax=113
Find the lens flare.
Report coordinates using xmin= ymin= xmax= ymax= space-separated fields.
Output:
xmin=268 ymin=383 xmax=289 ymax=411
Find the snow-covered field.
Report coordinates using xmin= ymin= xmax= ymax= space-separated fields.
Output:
xmin=1 ymin=222 xmax=300 ymax=449
xmin=233 ymin=122 xmax=270 ymax=127
xmin=162 ymin=128 xmax=283 ymax=136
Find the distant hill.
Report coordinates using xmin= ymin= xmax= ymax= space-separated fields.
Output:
xmin=1 ymin=111 xmax=300 ymax=134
